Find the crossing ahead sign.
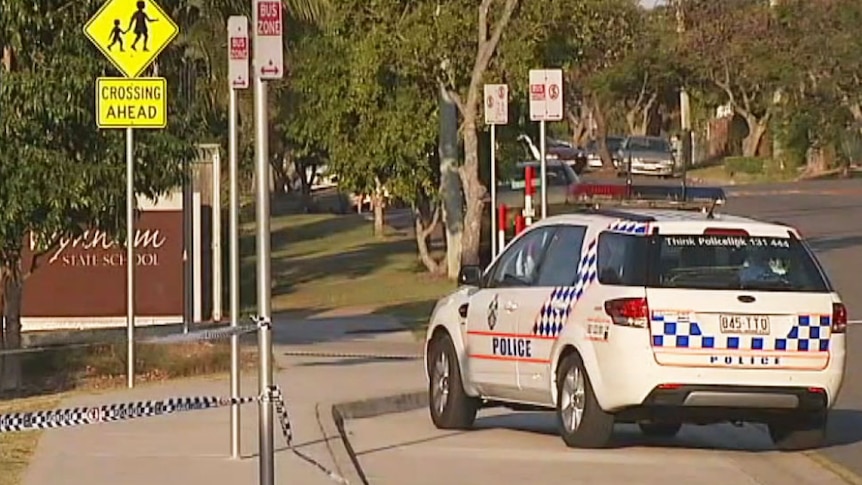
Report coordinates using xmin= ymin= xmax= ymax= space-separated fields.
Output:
xmin=96 ymin=77 xmax=167 ymax=129
xmin=84 ymin=0 xmax=179 ymax=78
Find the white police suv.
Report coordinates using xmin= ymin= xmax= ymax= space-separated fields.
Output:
xmin=424 ymin=185 xmax=846 ymax=451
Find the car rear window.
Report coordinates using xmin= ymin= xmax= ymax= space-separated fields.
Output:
xmin=650 ymin=234 xmax=830 ymax=292
xmin=502 ymin=166 xmax=570 ymax=189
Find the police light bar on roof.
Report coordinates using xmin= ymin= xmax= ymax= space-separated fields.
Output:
xmin=571 ymin=182 xmax=726 ymax=209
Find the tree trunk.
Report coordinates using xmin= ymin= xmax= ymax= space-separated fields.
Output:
xmin=372 ymin=177 xmax=385 ymax=238
xmin=439 ymin=85 xmax=464 ymax=279
xmin=742 ymin=117 xmax=769 ymax=158
xmin=459 ymin=114 xmax=486 ymax=267
xmin=566 ymin=105 xmax=590 ymax=147
xmin=0 ymin=265 xmax=23 ymax=392
xmin=414 ymin=204 xmax=443 ymax=274
xmin=593 ymin=97 xmax=614 ymax=171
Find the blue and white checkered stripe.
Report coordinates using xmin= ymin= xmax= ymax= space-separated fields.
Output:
xmin=608 ymin=220 xmax=651 ymax=235
xmin=650 ymin=313 xmax=832 ymax=352
xmin=532 ymin=219 xmax=649 ymax=338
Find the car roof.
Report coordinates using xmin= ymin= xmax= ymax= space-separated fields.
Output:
xmin=526 ymin=209 xmax=794 ymax=234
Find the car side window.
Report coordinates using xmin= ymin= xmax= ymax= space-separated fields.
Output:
xmin=487 ymin=227 xmax=555 ymax=288
xmin=535 ymin=226 xmax=587 ymax=287
xmin=597 ymin=231 xmax=648 ymax=286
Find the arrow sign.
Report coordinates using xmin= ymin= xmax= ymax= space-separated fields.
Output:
xmin=253 ymin=0 xmax=284 ymax=80
xmin=227 ymin=16 xmax=249 ymax=90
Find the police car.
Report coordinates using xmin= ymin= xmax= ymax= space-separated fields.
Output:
xmin=424 ymin=184 xmax=846 ymax=451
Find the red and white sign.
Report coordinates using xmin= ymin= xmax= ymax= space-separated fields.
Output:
xmin=529 ymin=69 xmax=563 ymax=121
xmin=484 ymin=84 xmax=508 ymax=125
xmin=253 ymin=0 xmax=284 ymax=80
xmin=227 ymin=16 xmax=249 ymax=89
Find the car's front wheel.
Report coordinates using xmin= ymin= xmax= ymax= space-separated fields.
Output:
xmin=427 ymin=332 xmax=479 ymax=430
xmin=768 ymin=412 xmax=828 ymax=451
xmin=556 ymin=352 xmax=614 ymax=448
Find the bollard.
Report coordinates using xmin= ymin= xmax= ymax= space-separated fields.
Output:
xmin=515 ymin=214 xmax=526 ymax=235
xmin=524 ymin=165 xmax=534 ymax=225
xmin=497 ymin=204 xmax=507 ymax=256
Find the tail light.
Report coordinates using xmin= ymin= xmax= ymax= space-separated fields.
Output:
xmin=832 ymin=303 xmax=848 ymax=334
xmin=604 ymin=297 xmax=649 ymax=328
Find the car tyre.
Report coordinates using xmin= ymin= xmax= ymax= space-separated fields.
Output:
xmin=556 ymin=352 xmax=614 ymax=448
xmin=768 ymin=412 xmax=828 ymax=451
xmin=427 ymin=333 xmax=479 ymax=430
xmin=638 ymin=421 xmax=682 ymax=438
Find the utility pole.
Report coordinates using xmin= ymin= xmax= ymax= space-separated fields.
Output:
xmin=675 ymin=0 xmax=693 ymax=185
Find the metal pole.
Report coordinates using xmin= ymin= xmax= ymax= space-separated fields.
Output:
xmin=228 ymin=87 xmax=241 ymax=460
xmin=539 ymin=120 xmax=548 ymax=219
xmin=490 ymin=125 xmax=497 ymax=258
xmin=183 ymin=160 xmax=193 ymax=335
xmin=126 ymin=127 xmax=135 ymax=390
xmin=254 ymin=69 xmax=275 ymax=485
xmin=212 ymin=148 xmax=223 ymax=322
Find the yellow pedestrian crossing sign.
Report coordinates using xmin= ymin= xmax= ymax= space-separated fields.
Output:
xmin=83 ymin=0 xmax=179 ymax=78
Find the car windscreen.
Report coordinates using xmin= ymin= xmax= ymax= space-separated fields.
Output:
xmin=627 ymin=137 xmax=669 ymax=152
xmin=649 ymin=234 xmax=830 ymax=292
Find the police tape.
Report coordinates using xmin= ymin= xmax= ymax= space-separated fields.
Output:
xmin=0 ymin=318 xmax=266 ymax=357
xmin=0 ymin=383 xmax=350 ymax=484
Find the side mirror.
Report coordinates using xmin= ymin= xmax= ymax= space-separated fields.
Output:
xmin=458 ymin=265 xmax=483 ymax=287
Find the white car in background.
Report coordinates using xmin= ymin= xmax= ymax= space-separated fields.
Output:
xmin=424 ymin=187 xmax=846 ymax=451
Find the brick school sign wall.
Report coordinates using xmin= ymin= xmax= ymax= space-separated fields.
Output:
xmin=19 ymin=193 xmax=184 ymax=331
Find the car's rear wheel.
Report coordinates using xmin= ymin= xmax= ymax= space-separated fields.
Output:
xmin=768 ymin=412 xmax=828 ymax=451
xmin=427 ymin=333 xmax=479 ymax=430
xmin=638 ymin=421 xmax=682 ymax=438
xmin=556 ymin=352 xmax=614 ymax=448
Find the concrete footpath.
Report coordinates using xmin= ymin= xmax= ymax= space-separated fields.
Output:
xmin=20 ymin=312 xmax=426 ymax=485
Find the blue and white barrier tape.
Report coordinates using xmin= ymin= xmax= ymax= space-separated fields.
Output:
xmin=0 ymin=384 xmax=349 ymax=484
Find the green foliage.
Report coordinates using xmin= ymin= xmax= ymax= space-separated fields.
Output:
xmin=283 ymin=1 xmax=439 ymax=206
xmin=0 ymin=0 xmax=198 ymax=269
xmin=724 ymin=156 xmax=765 ymax=175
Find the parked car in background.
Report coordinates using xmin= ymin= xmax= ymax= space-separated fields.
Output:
xmin=517 ymin=134 xmax=588 ymax=175
xmin=616 ymin=135 xmax=676 ymax=177
xmin=585 ymin=135 xmax=625 ymax=170
xmin=492 ymin=159 xmax=581 ymax=211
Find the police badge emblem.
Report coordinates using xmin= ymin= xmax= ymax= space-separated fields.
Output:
xmin=487 ymin=294 xmax=499 ymax=330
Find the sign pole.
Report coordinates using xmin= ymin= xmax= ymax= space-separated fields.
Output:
xmin=490 ymin=124 xmax=497 ymax=257
xmin=539 ymin=120 xmax=547 ymax=219
xmin=254 ymin=68 xmax=274 ymax=485
xmin=227 ymin=14 xmax=249 ymax=462
xmin=483 ymin=84 xmax=507 ymax=258
xmin=252 ymin=1 xmax=283 ymax=483
xmin=84 ymin=0 xmax=179 ymax=390
xmin=228 ymin=85 xmax=241 ymax=460
xmin=126 ymin=126 xmax=136 ymax=390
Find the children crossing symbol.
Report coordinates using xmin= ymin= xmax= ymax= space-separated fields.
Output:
xmin=84 ymin=0 xmax=178 ymax=78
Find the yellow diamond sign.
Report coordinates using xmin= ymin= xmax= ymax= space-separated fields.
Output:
xmin=83 ymin=0 xmax=179 ymax=78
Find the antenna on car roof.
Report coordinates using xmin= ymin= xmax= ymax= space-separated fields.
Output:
xmin=705 ymin=198 xmax=718 ymax=220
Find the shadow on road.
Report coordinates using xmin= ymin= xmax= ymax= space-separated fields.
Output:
xmin=474 ymin=409 xmax=862 ymax=452
xmin=806 ymin=234 xmax=862 ymax=253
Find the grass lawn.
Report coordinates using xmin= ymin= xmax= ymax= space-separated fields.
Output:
xmin=238 ymin=195 xmax=457 ymax=333
xmin=686 ymin=164 xmax=797 ymax=185
xmin=0 ymin=395 xmax=62 ymax=485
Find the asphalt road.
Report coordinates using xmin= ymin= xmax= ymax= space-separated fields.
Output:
xmin=723 ymin=178 xmax=862 ymax=477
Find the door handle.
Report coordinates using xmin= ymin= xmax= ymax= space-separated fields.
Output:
xmin=504 ymin=301 xmax=518 ymax=312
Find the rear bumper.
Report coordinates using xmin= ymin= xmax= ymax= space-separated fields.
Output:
xmin=586 ymin=326 xmax=845 ymax=417
xmin=613 ymin=384 xmax=828 ymax=423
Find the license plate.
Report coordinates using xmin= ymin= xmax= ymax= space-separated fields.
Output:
xmin=719 ymin=315 xmax=770 ymax=335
